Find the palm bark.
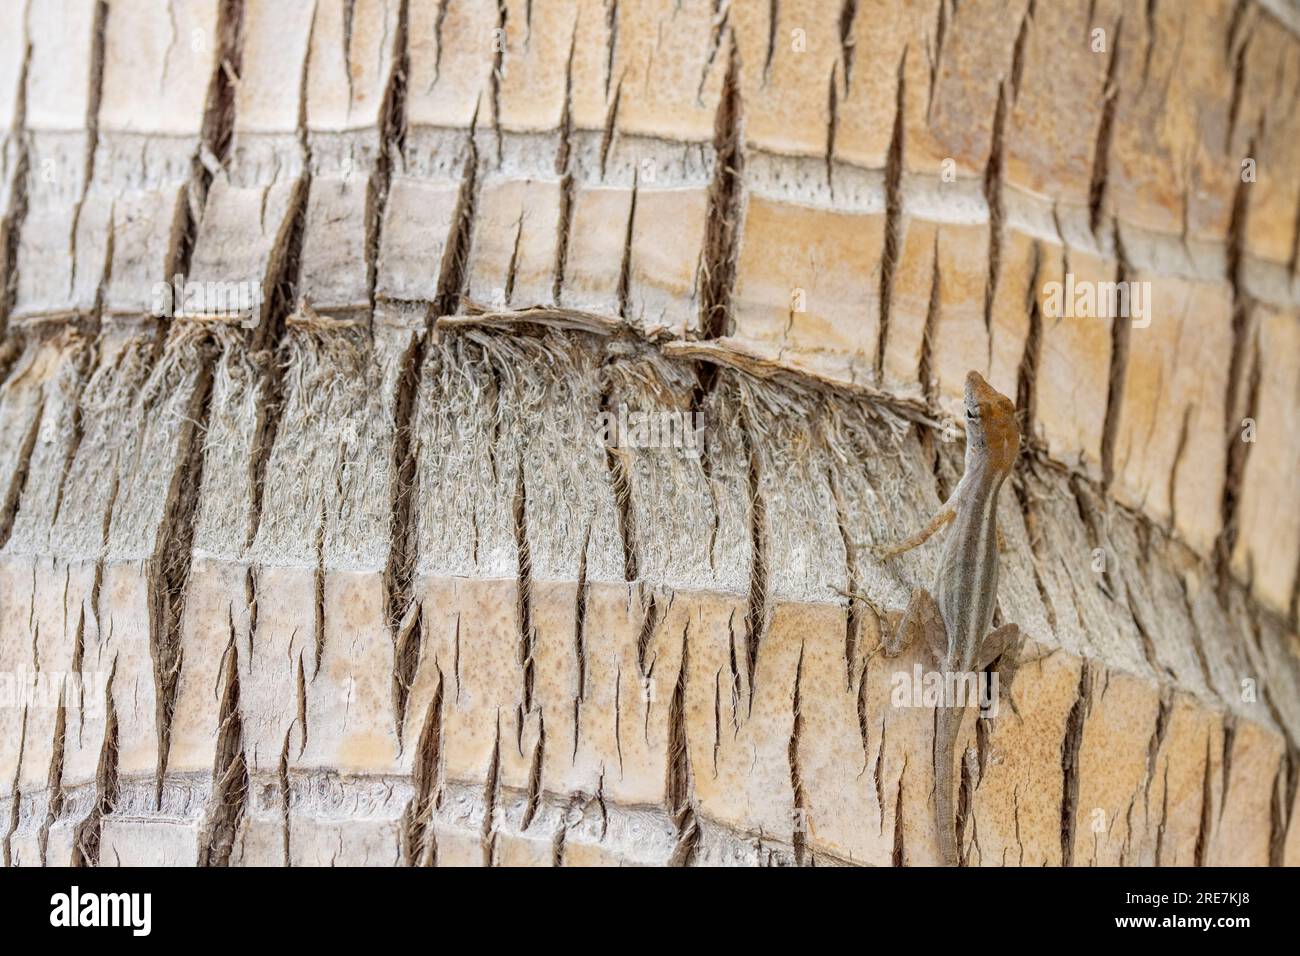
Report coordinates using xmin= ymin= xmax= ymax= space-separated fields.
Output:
xmin=1 ymin=0 xmax=1298 ymax=867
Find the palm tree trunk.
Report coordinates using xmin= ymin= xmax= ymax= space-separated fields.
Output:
xmin=1 ymin=0 xmax=1298 ymax=867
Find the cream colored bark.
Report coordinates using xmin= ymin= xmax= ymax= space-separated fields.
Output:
xmin=0 ymin=0 xmax=1298 ymax=867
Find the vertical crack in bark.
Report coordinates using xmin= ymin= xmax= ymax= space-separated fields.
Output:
xmin=613 ymin=664 xmax=624 ymax=773
xmin=277 ymin=727 xmax=292 ymax=865
xmin=1143 ymin=686 xmax=1173 ymax=814
xmin=1059 ymin=659 xmax=1092 ymax=866
xmin=1086 ymin=16 xmax=1121 ymax=236
xmin=1224 ymin=17 xmax=1254 ymax=153
xmin=1286 ymin=183 xmax=1300 ymax=288
xmin=982 ymin=82 xmax=1007 ymax=342
xmin=838 ymin=0 xmax=858 ymax=88
xmin=0 ymin=396 xmax=42 ymax=549
xmin=1154 ymin=760 xmax=1170 ymax=865
xmin=0 ymin=16 xmax=31 ymax=341
xmin=39 ymin=607 xmax=83 ymax=863
xmin=1215 ymin=159 xmax=1259 ymax=600
xmin=763 ymin=0 xmax=779 ymax=85
xmin=34 ymin=0 xmax=110 ymax=354
xmin=1126 ymin=586 xmax=1167 ymax=679
xmin=1140 ymin=0 xmax=1158 ymax=89
xmin=1176 ymin=574 xmax=1217 ymax=700
xmin=208 ymin=1 xmax=244 ymax=167
xmin=481 ymin=719 xmax=502 ymax=866
xmin=1270 ymin=746 xmax=1299 ymax=867
xmin=876 ymin=49 xmax=907 ymax=380
xmin=341 ymin=0 xmax=356 ymax=110
xmin=386 ymin=328 xmax=424 ymax=742
xmin=489 ymin=0 xmax=508 ymax=165
xmin=824 ymin=64 xmax=839 ymax=197
xmin=574 ymin=522 xmax=590 ymax=708
xmin=667 ymin=623 xmax=699 ymax=866
xmin=503 ymin=217 xmax=523 ymax=306
xmin=1010 ymin=0 xmax=1033 ymax=103
xmin=552 ymin=22 xmax=577 ymax=303
xmin=173 ymin=0 xmax=245 ymax=324
xmin=521 ymin=713 xmax=544 ymax=830
xmin=956 ymin=727 xmax=977 ymax=866
xmin=614 ymin=175 xmax=639 ymax=320
xmin=697 ymin=0 xmax=728 ymax=103
xmin=401 ymin=670 xmax=444 ymax=866
xmin=603 ymin=0 xmax=620 ymax=100
xmin=712 ymin=667 xmax=722 ymax=775
xmin=290 ymin=650 xmax=306 ymax=763
xmin=366 ymin=0 xmax=408 ymax=316
xmin=149 ymin=352 xmax=216 ymax=808
xmin=872 ymin=721 xmax=886 ymax=828
xmin=1193 ymin=733 xmax=1214 ymax=866
xmin=513 ymin=458 xmax=536 ymax=716
xmin=198 ymin=611 xmax=248 ymax=866
xmin=788 ymin=641 xmax=807 ymax=866
xmin=699 ymin=38 xmax=744 ymax=339
xmin=635 ymin=591 xmax=661 ymax=678
xmin=1015 ymin=241 xmax=1043 ymax=439
xmin=1099 ymin=227 xmax=1129 ymax=491
xmin=389 ymin=130 xmax=479 ymax=740
xmin=2 ymin=712 xmax=26 ymax=867
xmin=826 ymin=463 xmax=859 ymax=691
xmin=430 ymin=0 xmax=450 ymax=87
xmin=551 ymin=803 xmax=569 ymax=866
xmin=891 ymin=757 xmax=907 ymax=866
xmin=72 ymin=661 xmax=117 ymax=867
xmin=726 ymin=609 xmax=742 ymax=736
xmin=927 ymin=0 xmax=949 ymax=122
xmin=312 ymin=504 xmax=325 ymax=678
xmin=50 ymin=341 xmax=98 ymax=530
xmin=918 ymin=234 xmax=941 ymax=404
xmin=1166 ymin=404 xmax=1192 ymax=536
xmin=598 ymin=76 xmax=623 ymax=181
xmin=1224 ymin=0 xmax=1251 ymax=65
xmin=390 ymin=602 xmax=422 ymax=749
xmin=434 ymin=135 xmax=479 ymax=319
xmin=739 ymin=403 xmax=769 ymax=706
xmin=1218 ymin=713 xmax=1236 ymax=823
xmin=246 ymin=176 xmax=309 ymax=549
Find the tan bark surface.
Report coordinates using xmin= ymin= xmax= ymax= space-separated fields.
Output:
xmin=0 ymin=0 xmax=1298 ymax=866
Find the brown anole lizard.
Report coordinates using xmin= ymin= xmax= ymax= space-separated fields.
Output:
xmin=873 ymin=370 xmax=1024 ymax=866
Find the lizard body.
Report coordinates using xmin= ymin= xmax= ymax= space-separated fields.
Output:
xmin=876 ymin=370 xmax=1023 ymax=866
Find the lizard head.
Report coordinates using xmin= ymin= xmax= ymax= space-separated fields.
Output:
xmin=963 ymin=370 xmax=1020 ymax=475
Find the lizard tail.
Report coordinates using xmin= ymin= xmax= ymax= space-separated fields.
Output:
xmin=933 ymin=705 xmax=964 ymax=866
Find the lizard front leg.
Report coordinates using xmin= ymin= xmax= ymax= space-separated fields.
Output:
xmin=872 ymin=506 xmax=956 ymax=561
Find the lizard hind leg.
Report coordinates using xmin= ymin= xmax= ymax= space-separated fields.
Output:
xmin=979 ymin=622 xmax=1024 ymax=716
xmin=977 ymin=622 xmax=1021 ymax=671
xmin=884 ymin=588 xmax=949 ymax=664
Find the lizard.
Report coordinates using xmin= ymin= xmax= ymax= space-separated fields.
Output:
xmin=872 ymin=370 xmax=1024 ymax=866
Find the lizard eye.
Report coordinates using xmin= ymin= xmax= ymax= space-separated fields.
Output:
xmin=965 ymin=408 xmax=978 ymax=420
